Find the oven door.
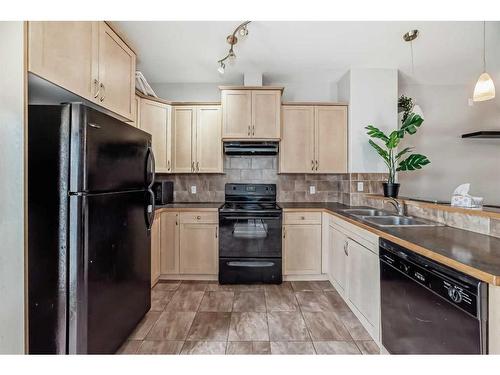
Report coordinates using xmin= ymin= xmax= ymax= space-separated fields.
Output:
xmin=219 ymin=213 xmax=282 ymax=258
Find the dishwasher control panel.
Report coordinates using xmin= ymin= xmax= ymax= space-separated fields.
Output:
xmin=380 ymin=245 xmax=479 ymax=318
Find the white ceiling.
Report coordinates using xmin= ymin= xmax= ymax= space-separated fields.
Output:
xmin=113 ymin=21 xmax=500 ymax=86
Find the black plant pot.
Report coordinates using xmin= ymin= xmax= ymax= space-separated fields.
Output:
xmin=383 ymin=182 xmax=400 ymax=198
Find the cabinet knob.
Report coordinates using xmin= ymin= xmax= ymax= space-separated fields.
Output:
xmin=301 ymin=216 xmax=305 ymax=220
xmin=196 ymin=215 xmax=201 ymax=220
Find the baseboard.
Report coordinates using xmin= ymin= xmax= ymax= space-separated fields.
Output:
xmin=283 ymin=274 xmax=329 ymax=281
xmin=158 ymin=274 xmax=218 ymax=281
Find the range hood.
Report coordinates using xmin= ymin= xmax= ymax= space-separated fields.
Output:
xmin=224 ymin=141 xmax=279 ymax=155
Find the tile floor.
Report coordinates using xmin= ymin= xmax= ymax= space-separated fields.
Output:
xmin=117 ymin=280 xmax=380 ymax=355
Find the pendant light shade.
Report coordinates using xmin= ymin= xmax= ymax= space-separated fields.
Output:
xmin=473 ymin=72 xmax=495 ymax=102
xmin=473 ymin=21 xmax=495 ymax=102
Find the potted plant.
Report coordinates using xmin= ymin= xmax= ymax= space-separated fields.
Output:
xmin=365 ymin=96 xmax=430 ymax=198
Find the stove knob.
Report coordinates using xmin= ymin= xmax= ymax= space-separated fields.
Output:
xmin=402 ymin=264 xmax=410 ymax=273
xmin=448 ymin=287 xmax=462 ymax=303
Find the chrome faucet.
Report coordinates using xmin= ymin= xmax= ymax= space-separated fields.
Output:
xmin=387 ymin=198 xmax=405 ymax=216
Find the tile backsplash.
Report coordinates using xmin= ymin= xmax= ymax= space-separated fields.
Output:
xmin=157 ymin=155 xmax=387 ymax=204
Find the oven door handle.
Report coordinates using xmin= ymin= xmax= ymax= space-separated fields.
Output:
xmin=221 ymin=216 xmax=281 ymax=220
xmin=226 ymin=261 xmax=276 ymax=268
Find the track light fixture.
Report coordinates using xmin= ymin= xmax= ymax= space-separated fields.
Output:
xmin=217 ymin=21 xmax=251 ymax=74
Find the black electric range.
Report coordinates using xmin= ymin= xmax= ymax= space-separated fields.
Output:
xmin=218 ymin=183 xmax=282 ymax=284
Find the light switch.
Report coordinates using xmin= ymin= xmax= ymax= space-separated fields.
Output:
xmin=191 ymin=185 xmax=197 ymax=194
xmin=309 ymin=185 xmax=316 ymax=194
xmin=357 ymin=182 xmax=364 ymax=192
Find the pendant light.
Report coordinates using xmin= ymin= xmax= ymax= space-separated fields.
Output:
xmin=473 ymin=21 xmax=495 ymax=102
xmin=403 ymin=30 xmax=424 ymax=117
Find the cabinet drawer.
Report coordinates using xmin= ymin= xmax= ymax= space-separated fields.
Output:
xmin=179 ymin=212 xmax=218 ymax=224
xmin=284 ymin=211 xmax=322 ymax=225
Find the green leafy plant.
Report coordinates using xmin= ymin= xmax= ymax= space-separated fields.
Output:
xmin=365 ymin=111 xmax=430 ymax=184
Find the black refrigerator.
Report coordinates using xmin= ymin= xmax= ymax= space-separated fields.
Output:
xmin=28 ymin=103 xmax=155 ymax=354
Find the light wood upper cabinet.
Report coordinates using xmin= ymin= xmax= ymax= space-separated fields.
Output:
xmin=28 ymin=21 xmax=99 ymax=101
xmin=28 ymin=21 xmax=136 ymax=121
xmin=151 ymin=213 xmax=161 ymax=287
xmin=315 ymin=106 xmax=348 ymax=173
xmin=160 ymin=211 xmax=180 ymax=275
xmin=196 ymin=106 xmax=223 ymax=173
xmin=221 ymin=90 xmax=252 ymax=138
xmin=138 ymin=98 xmax=170 ymax=173
xmin=179 ymin=220 xmax=218 ymax=275
xmin=280 ymin=105 xmax=347 ymax=173
xmin=97 ymin=22 xmax=136 ymax=120
xmin=172 ymin=106 xmax=195 ymax=173
xmin=252 ymin=90 xmax=281 ymax=138
xmin=172 ymin=105 xmax=222 ymax=173
xmin=280 ymin=106 xmax=315 ymax=173
xmin=283 ymin=222 xmax=322 ymax=275
xmin=221 ymin=89 xmax=281 ymax=139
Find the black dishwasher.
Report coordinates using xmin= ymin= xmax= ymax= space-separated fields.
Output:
xmin=380 ymin=239 xmax=488 ymax=354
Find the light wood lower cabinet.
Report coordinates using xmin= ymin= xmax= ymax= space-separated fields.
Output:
xmin=151 ymin=213 xmax=161 ymax=287
xmin=179 ymin=222 xmax=218 ymax=275
xmin=328 ymin=215 xmax=380 ymax=342
xmin=280 ymin=105 xmax=347 ymax=173
xmin=283 ymin=223 xmax=322 ymax=275
xmin=159 ymin=211 xmax=180 ymax=274
xmin=329 ymin=225 xmax=348 ymax=292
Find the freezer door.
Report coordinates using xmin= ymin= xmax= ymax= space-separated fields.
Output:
xmin=70 ymin=104 xmax=154 ymax=193
xmin=68 ymin=191 xmax=151 ymax=354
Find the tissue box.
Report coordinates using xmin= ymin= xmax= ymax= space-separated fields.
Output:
xmin=451 ymin=195 xmax=483 ymax=209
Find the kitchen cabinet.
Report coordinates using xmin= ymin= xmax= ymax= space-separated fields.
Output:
xmin=280 ymin=106 xmax=315 ymax=173
xmin=138 ymin=98 xmax=171 ymax=173
xmin=160 ymin=211 xmax=180 ymax=275
xmin=151 ymin=213 xmax=161 ymax=287
xmin=28 ymin=21 xmax=136 ymax=121
xmin=179 ymin=212 xmax=218 ymax=275
xmin=221 ymin=88 xmax=281 ymax=140
xmin=346 ymin=238 xmax=379 ymax=327
xmin=172 ymin=105 xmax=222 ymax=173
xmin=328 ymin=214 xmax=380 ymax=342
xmin=283 ymin=211 xmax=322 ymax=275
xmin=28 ymin=21 xmax=99 ymax=103
xmin=328 ymin=225 xmax=348 ymax=292
xmin=280 ymin=105 xmax=347 ymax=173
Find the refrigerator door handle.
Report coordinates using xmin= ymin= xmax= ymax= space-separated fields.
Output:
xmin=146 ymin=189 xmax=156 ymax=231
xmin=146 ymin=146 xmax=156 ymax=189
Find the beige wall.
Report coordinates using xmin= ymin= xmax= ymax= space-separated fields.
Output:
xmin=398 ymin=83 xmax=500 ymax=206
xmin=0 ymin=22 xmax=25 ymax=353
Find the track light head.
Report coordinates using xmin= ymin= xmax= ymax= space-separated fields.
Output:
xmin=218 ymin=61 xmax=225 ymax=74
xmin=239 ymin=26 xmax=249 ymax=37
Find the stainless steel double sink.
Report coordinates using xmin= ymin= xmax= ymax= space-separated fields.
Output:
xmin=340 ymin=208 xmax=443 ymax=228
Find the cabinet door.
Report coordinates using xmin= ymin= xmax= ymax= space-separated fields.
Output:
xmin=329 ymin=225 xmax=348 ymax=292
xmin=196 ymin=106 xmax=222 ymax=173
xmin=151 ymin=213 xmax=161 ymax=287
xmin=346 ymin=239 xmax=380 ymax=327
xmin=98 ymin=22 xmax=136 ymax=120
xmin=252 ymin=90 xmax=281 ymax=139
xmin=179 ymin=224 xmax=218 ymax=274
xmin=221 ymin=90 xmax=252 ymax=139
xmin=315 ymin=106 xmax=348 ymax=173
xmin=280 ymin=106 xmax=315 ymax=173
xmin=28 ymin=21 xmax=99 ymax=101
xmin=283 ymin=224 xmax=322 ymax=275
xmin=160 ymin=211 xmax=179 ymax=274
xmin=172 ymin=106 xmax=195 ymax=173
xmin=138 ymin=99 xmax=168 ymax=172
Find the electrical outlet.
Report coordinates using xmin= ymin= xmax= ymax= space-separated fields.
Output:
xmin=468 ymin=98 xmax=474 ymax=106
xmin=357 ymin=182 xmax=364 ymax=192
xmin=309 ymin=185 xmax=316 ymax=194
xmin=190 ymin=185 xmax=197 ymax=194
